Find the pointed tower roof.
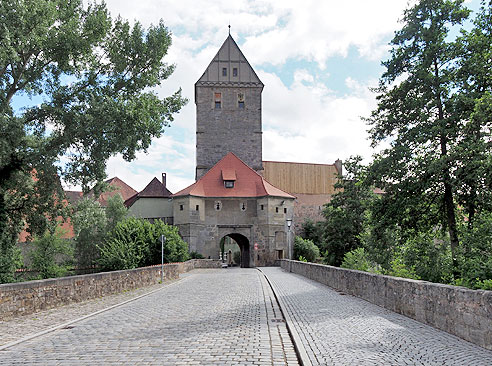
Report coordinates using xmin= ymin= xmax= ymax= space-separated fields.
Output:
xmin=172 ymin=153 xmax=294 ymax=199
xmin=196 ymin=35 xmax=263 ymax=88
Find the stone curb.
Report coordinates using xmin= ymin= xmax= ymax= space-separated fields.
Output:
xmin=258 ymin=268 xmax=312 ymax=366
xmin=0 ymin=276 xmax=190 ymax=352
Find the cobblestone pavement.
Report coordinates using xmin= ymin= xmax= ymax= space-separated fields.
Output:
xmin=261 ymin=267 xmax=492 ymax=366
xmin=0 ymin=268 xmax=298 ymax=365
xmin=0 ymin=280 xmax=176 ymax=347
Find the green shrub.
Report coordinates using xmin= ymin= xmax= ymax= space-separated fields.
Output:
xmin=293 ymin=236 xmax=320 ymax=263
xmin=190 ymin=251 xmax=204 ymax=259
xmin=98 ymin=218 xmax=189 ymax=271
xmin=341 ymin=247 xmax=380 ymax=273
xmin=30 ymin=229 xmax=73 ymax=279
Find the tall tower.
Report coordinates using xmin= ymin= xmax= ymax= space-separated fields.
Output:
xmin=195 ymin=34 xmax=264 ymax=180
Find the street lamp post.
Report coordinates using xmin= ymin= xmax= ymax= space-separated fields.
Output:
xmin=286 ymin=218 xmax=292 ymax=260
xmin=160 ymin=234 xmax=166 ymax=283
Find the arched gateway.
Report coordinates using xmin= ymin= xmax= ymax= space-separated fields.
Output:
xmin=172 ymin=153 xmax=294 ymax=267
xmin=220 ymin=233 xmax=250 ymax=268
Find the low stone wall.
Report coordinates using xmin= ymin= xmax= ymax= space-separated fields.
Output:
xmin=281 ymin=260 xmax=492 ymax=350
xmin=0 ymin=259 xmax=221 ymax=320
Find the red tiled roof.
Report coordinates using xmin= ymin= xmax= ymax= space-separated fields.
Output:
xmin=125 ymin=177 xmax=172 ymax=207
xmin=91 ymin=177 xmax=137 ymax=206
xmin=172 ymin=152 xmax=295 ymax=199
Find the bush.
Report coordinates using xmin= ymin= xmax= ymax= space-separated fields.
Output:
xmin=293 ymin=236 xmax=319 ymax=263
xmin=30 ymin=229 xmax=73 ymax=279
xmin=72 ymin=198 xmax=107 ymax=267
xmin=190 ymin=251 xmax=204 ymax=259
xmin=341 ymin=247 xmax=380 ymax=273
xmin=98 ymin=218 xmax=189 ymax=271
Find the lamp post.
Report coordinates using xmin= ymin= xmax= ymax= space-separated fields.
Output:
xmin=160 ymin=234 xmax=166 ymax=283
xmin=286 ymin=218 xmax=292 ymax=260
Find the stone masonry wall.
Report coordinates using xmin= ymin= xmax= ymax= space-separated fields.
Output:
xmin=0 ymin=259 xmax=221 ymax=320
xmin=281 ymin=260 xmax=492 ymax=351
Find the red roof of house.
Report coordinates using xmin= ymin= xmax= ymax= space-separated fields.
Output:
xmin=172 ymin=152 xmax=295 ymax=199
xmin=125 ymin=177 xmax=172 ymax=207
xmin=89 ymin=177 xmax=138 ymax=206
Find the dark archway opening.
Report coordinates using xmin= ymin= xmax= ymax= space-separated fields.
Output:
xmin=222 ymin=233 xmax=250 ymax=268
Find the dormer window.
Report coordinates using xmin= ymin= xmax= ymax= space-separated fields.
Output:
xmin=222 ymin=168 xmax=236 ymax=189
xmin=222 ymin=67 xmax=227 ymax=76
xmin=233 ymin=67 xmax=238 ymax=77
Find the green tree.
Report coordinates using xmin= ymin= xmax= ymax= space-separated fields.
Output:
xmin=29 ymin=228 xmax=74 ymax=279
xmin=0 ymin=0 xmax=186 ymax=281
xmin=300 ymin=219 xmax=324 ymax=247
xmin=293 ymin=236 xmax=320 ymax=263
xmin=98 ymin=218 xmax=189 ymax=271
xmin=366 ymin=0 xmax=471 ymax=275
xmin=321 ymin=156 xmax=374 ymax=266
xmin=72 ymin=198 xmax=107 ymax=268
xmin=105 ymin=194 xmax=128 ymax=231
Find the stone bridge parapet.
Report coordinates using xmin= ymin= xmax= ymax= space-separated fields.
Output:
xmin=0 ymin=259 xmax=221 ymax=320
xmin=281 ymin=259 xmax=492 ymax=351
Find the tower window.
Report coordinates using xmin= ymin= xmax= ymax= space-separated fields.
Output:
xmin=214 ymin=92 xmax=221 ymax=109
xmin=215 ymin=201 xmax=222 ymax=211
xmin=260 ymin=204 xmax=264 ymax=210
xmin=179 ymin=204 xmax=184 ymax=211
xmin=224 ymin=180 xmax=234 ymax=188
xmin=233 ymin=68 xmax=238 ymax=77
xmin=276 ymin=207 xmax=279 ymax=213
xmin=284 ymin=208 xmax=287 ymax=214
xmin=196 ymin=204 xmax=199 ymax=211
xmin=238 ymin=93 xmax=245 ymax=109
xmin=240 ymin=202 xmax=247 ymax=211
xmin=222 ymin=67 xmax=227 ymax=76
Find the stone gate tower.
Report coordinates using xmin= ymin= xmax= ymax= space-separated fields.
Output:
xmin=195 ymin=35 xmax=264 ymax=180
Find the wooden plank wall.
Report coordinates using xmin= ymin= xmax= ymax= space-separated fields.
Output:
xmin=262 ymin=161 xmax=339 ymax=194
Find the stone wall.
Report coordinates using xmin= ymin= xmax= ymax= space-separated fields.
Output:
xmin=0 ymin=259 xmax=221 ymax=320
xmin=281 ymin=260 xmax=492 ymax=351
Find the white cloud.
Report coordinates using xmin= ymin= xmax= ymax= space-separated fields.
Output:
xmin=68 ymin=0 xmax=419 ymax=192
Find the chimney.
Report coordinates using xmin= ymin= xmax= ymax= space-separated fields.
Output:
xmin=161 ymin=173 xmax=167 ymax=187
xmin=334 ymin=159 xmax=342 ymax=176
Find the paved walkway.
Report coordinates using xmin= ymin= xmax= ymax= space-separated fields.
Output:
xmin=0 ymin=269 xmax=297 ymax=365
xmin=261 ymin=267 xmax=492 ymax=366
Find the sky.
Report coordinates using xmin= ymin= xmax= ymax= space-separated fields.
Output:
xmin=46 ymin=0 xmax=483 ymax=192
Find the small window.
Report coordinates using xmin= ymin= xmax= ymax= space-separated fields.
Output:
xmin=179 ymin=204 xmax=184 ymax=211
xmin=233 ymin=68 xmax=238 ymax=77
xmin=222 ymin=67 xmax=227 ymax=76
xmin=284 ymin=208 xmax=287 ymax=214
xmin=276 ymin=207 xmax=279 ymax=213
xmin=214 ymin=92 xmax=221 ymax=110
xmin=215 ymin=201 xmax=222 ymax=211
xmin=240 ymin=202 xmax=247 ymax=211
xmin=196 ymin=205 xmax=199 ymax=211
xmin=260 ymin=204 xmax=264 ymax=211
xmin=238 ymin=93 xmax=245 ymax=109
xmin=224 ymin=180 xmax=234 ymax=188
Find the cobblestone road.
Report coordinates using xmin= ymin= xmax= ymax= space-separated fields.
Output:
xmin=0 ymin=269 xmax=298 ymax=365
xmin=261 ymin=267 xmax=492 ymax=366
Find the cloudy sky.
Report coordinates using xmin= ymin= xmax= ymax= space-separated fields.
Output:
xmin=81 ymin=0 xmax=479 ymax=192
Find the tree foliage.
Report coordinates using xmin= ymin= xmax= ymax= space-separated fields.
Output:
xmin=98 ymin=218 xmax=189 ymax=271
xmin=293 ymin=236 xmax=320 ymax=263
xmin=29 ymin=229 xmax=73 ymax=279
xmin=321 ymin=156 xmax=374 ymax=266
xmin=0 ymin=0 xmax=186 ymax=281
xmin=365 ymin=0 xmax=487 ymax=275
